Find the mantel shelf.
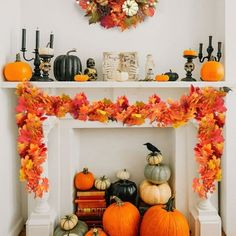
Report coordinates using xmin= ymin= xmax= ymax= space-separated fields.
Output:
xmin=0 ymin=81 xmax=234 ymax=89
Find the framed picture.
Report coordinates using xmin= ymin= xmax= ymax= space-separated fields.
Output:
xmin=103 ymin=52 xmax=139 ymax=81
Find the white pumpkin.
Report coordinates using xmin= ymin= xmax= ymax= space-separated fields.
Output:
xmin=60 ymin=214 xmax=78 ymax=231
xmin=146 ymin=153 xmax=163 ymax=165
xmin=95 ymin=175 xmax=111 ymax=190
xmin=139 ymin=180 xmax=171 ymax=205
xmin=116 ymin=169 xmax=130 ymax=180
xmin=122 ymin=0 xmax=139 ymax=17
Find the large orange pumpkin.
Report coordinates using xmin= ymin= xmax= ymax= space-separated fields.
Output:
xmin=4 ymin=53 xmax=32 ymax=81
xmin=140 ymin=197 xmax=190 ymax=236
xmin=85 ymin=227 xmax=107 ymax=236
xmin=200 ymin=61 xmax=224 ymax=81
xmin=74 ymin=168 xmax=95 ymax=190
xmin=103 ymin=196 xmax=140 ymax=236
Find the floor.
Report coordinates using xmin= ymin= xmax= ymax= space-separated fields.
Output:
xmin=18 ymin=226 xmax=226 ymax=236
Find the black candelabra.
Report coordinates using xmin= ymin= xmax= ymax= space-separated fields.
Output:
xmin=198 ymin=36 xmax=222 ymax=63
xmin=21 ymin=28 xmax=54 ymax=81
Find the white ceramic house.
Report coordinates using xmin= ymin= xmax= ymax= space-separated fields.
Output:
xmin=0 ymin=0 xmax=236 ymax=236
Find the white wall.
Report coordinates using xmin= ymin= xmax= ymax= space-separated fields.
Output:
xmin=21 ymin=0 xmax=224 ymax=80
xmin=0 ymin=1 xmax=24 ymax=235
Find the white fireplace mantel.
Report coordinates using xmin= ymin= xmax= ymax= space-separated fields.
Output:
xmin=12 ymin=82 xmax=233 ymax=236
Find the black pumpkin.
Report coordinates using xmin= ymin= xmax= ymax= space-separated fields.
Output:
xmin=109 ymin=180 xmax=137 ymax=204
xmin=54 ymin=49 xmax=82 ymax=81
xmin=164 ymin=69 xmax=179 ymax=81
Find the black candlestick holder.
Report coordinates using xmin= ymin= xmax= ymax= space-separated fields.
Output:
xmin=21 ymin=48 xmax=43 ymax=81
xmin=181 ymin=55 xmax=197 ymax=81
xmin=198 ymin=36 xmax=222 ymax=63
xmin=21 ymin=29 xmax=54 ymax=82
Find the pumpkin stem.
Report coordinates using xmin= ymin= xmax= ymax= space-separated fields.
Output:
xmin=112 ymin=196 xmax=124 ymax=206
xmin=163 ymin=196 xmax=175 ymax=212
xmin=83 ymin=168 xmax=88 ymax=174
xmin=169 ymin=69 xmax=172 ymax=72
xmin=16 ymin=53 xmax=21 ymax=62
xmin=67 ymin=49 xmax=77 ymax=55
xmin=92 ymin=228 xmax=99 ymax=236
xmin=101 ymin=175 xmax=107 ymax=180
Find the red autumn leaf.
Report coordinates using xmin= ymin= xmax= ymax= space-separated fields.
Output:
xmin=100 ymin=15 xmax=116 ymax=28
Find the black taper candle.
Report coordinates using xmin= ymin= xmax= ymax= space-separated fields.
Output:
xmin=49 ymin=32 xmax=54 ymax=48
xmin=209 ymin=36 xmax=212 ymax=47
xmin=199 ymin=43 xmax=203 ymax=54
xmin=22 ymin=28 xmax=26 ymax=50
xmin=218 ymin=42 xmax=222 ymax=53
xmin=36 ymin=29 xmax=40 ymax=49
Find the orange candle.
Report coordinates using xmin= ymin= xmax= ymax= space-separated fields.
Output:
xmin=183 ymin=49 xmax=197 ymax=56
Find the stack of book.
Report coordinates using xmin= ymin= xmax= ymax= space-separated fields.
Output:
xmin=75 ymin=189 xmax=107 ymax=227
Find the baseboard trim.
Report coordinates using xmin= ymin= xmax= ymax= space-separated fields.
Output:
xmin=9 ymin=217 xmax=24 ymax=236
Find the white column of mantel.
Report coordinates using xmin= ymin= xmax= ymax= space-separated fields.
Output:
xmin=223 ymin=0 xmax=236 ymax=234
xmin=188 ymin=122 xmax=221 ymax=236
xmin=26 ymin=117 xmax=58 ymax=236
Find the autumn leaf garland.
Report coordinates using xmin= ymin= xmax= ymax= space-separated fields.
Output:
xmin=76 ymin=0 xmax=158 ymax=30
xmin=16 ymin=83 xmax=227 ymax=198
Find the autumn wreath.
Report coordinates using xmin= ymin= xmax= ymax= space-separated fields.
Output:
xmin=76 ymin=0 xmax=158 ymax=30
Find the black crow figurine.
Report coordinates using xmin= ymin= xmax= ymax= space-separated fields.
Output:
xmin=143 ymin=143 xmax=161 ymax=154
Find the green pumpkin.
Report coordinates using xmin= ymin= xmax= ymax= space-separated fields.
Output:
xmin=164 ymin=69 xmax=179 ymax=81
xmin=54 ymin=220 xmax=88 ymax=236
xmin=54 ymin=49 xmax=82 ymax=81
xmin=144 ymin=164 xmax=171 ymax=184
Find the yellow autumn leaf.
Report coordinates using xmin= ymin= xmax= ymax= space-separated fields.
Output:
xmin=208 ymin=160 xmax=216 ymax=170
xmin=173 ymin=120 xmax=186 ymax=128
xmin=19 ymin=169 xmax=26 ymax=181
xmin=132 ymin=114 xmax=142 ymax=118
xmin=216 ymin=169 xmax=222 ymax=181
xmin=97 ymin=109 xmax=107 ymax=115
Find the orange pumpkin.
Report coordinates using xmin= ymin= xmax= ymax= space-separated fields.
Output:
xmin=4 ymin=53 xmax=32 ymax=82
xmin=103 ymin=196 xmax=140 ymax=236
xmin=74 ymin=168 xmax=95 ymax=190
xmin=74 ymin=74 xmax=89 ymax=82
xmin=155 ymin=74 xmax=169 ymax=82
xmin=140 ymin=197 xmax=190 ymax=236
xmin=200 ymin=61 xmax=224 ymax=81
xmin=85 ymin=227 xmax=107 ymax=236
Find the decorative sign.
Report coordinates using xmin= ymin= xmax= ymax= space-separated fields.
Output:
xmin=76 ymin=0 xmax=158 ymax=30
xmin=16 ymin=83 xmax=226 ymax=198
xmin=103 ymin=52 xmax=139 ymax=81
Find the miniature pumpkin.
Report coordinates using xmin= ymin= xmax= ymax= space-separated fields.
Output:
xmin=60 ymin=214 xmax=79 ymax=230
xmin=144 ymin=164 xmax=171 ymax=184
xmin=139 ymin=180 xmax=171 ymax=205
xmin=146 ymin=153 xmax=163 ymax=165
xmin=122 ymin=0 xmax=139 ymax=17
xmin=155 ymin=74 xmax=169 ymax=82
xmin=164 ymin=70 xmax=179 ymax=81
xmin=74 ymin=74 xmax=89 ymax=82
xmin=140 ymin=197 xmax=190 ymax=236
xmin=200 ymin=61 xmax=224 ymax=81
xmin=54 ymin=49 xmax=82 ymax=81
xmin=54 ymin=219 xmax=88 ymax=236
xmin=4 ymin=53 xmax=32 ymax=81
xmin=95 ymin=176 xmax=111 ymax=190
xmin=116 ymin=169 xmax=130 ymax=180
xmin=85 ymin=227 xmax=107 ymax=236
xmin=74 ymin=168 xmax=95 ymax=190
xmin=103 ymin=196 xmax=140 ymax=236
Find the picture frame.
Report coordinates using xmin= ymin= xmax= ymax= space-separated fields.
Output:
xmin=103 ymin=52 xmax=139 ymax=81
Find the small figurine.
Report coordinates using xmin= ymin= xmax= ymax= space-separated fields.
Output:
xmin=84 ymin=58 xmax=98 ymax=81
xmin=145 ymin=54 xmax=155 ymax=81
